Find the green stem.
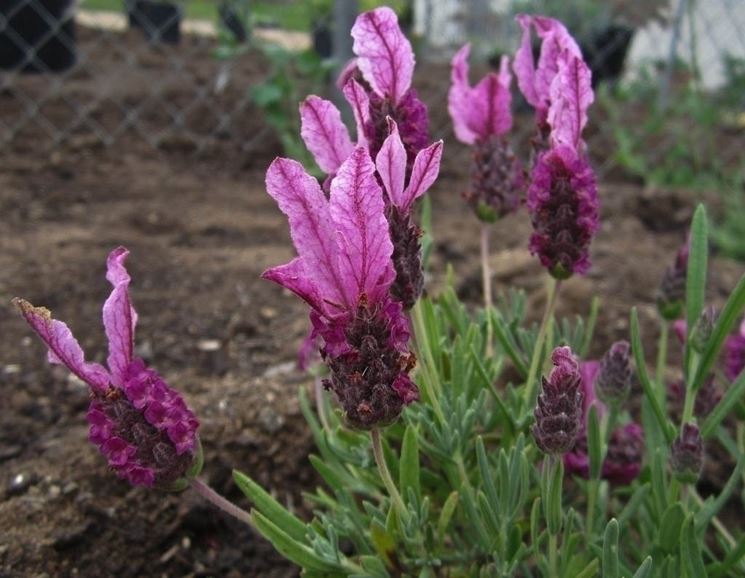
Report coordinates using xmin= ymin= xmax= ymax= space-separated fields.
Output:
xmin=548 ymin=533 xmax=559 ymax=578
xmin=191 ymin=477 xmax=253 ymax=526
xmin=371 ymin=429 xmax=409 ymax=524
xmin=586 ymin=479 xmax=598 ymax=539
xmin=481 ymin=223 xmax=494 ymax=357
xmin=524 ymin=277 xmax=560 ymax=406
xmin=655 ymin=321 xmax=669 ymax=391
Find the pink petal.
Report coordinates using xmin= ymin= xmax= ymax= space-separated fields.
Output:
xmin=14 ymin=298 xmax=111 ymax=392
xmin=513 ymin=15 xmax=540 ymax=108
xmin=336 ymin=58 xmax=359 ymax=89
xmin=265 ymin=157 xmax=348 ymax=310
xmin=262 ymin=257 xmax=327 ymax=315
xmin=448 ymin=44 xmax=479 ymax=145
xmin=401 ymin=140 xmax=443 ymax=213
xmin=103 ymin=246 xmax=137 ymax=386
xmin=375 ymin=117 xmax=407 ymax=206
xmin=547 ymin=55 xmax=593 ymax=148
xmin=328 ymin=147 xmax=394 ymax=305
xmin=342 ymin=78 xmax=371 ymax=148
xmin=351 ymin=7 xmax=414 ymax=104
xmin=300 ymin=96 xmax=354 ymax=176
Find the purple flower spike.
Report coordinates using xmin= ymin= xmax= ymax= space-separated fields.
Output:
xmin=670 ymin=423 xmax=704 ymax=484
xmin=527 ymin=144 xmax=599 ymax=278
xmin=448 ymin=45 xmax=525 ymax=222
xmin=532 ymin=346 xmax=584 ymax=454
xmin=14 ymin=248 xmax=200 ymax=489
xmin=595 ymin=340 xmax=632 ymax=405
xmin=657 ymin=237 xmax=689 ymax=320
xmin=724 ymin=318 xmax=745 ymax=381
xmin=263 ymin=147 xmax=419 ymax=429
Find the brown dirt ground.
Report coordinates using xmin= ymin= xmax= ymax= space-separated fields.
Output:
xmin=1 ymin=23 xmax=743 ymax=578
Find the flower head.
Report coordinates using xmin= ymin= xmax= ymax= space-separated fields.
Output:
xmin=448 ymin=45 xmax=525 ymax=221
xmin=595 ymin=340 xmax=632 ymax=405
xmin=670 ymin=423 xmax=704 ymax=484
xmin=14 ymin=248 xmax=200 ymax=488
xmin=657 ymin=238 xmax=689 ymax=320
xmin=300 ymin=7 xmax=428 ymax=179
xmin=262 ymin=147 xmax=419 ymax=428
xmin=532 ymin=346 xmax=584 ymax=454
xmin=527 ymin=144 xmax=599 ymax=278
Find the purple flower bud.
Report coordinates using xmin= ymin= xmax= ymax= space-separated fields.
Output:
xmin=670 ymin=423 xmax=704 ymax=484
xmin=657 ymin=239 xmax=689 ymax=321
xmin=724 ymin=318 xmax=745 ymax=382
xmin=691 ymin=306 xmax=718 ymax=353
xmin=532 ymin=346 xmax=585 ymax=454
xmin=464 ymin=135 xmax=525 ymax=223
xmin=527 ymin=145 xmax=599 ymax=279
xmin=602 ymin=423 xmax=644 ymax=485
xmin=15 ymin=248 xmax=201 ymax=489
xmin=595 ymin=340 xmax=632 ymax=405
xmin=668 ymin=375 xmax=721 ymax=420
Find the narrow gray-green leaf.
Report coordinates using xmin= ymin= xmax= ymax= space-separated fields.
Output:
xmin=233 ymin=470 xmax=307 ymax=542
xmin=587 ymin=405 xmax=602 ymax=480
xmin=399 ymin=425 xmax=420 ymax=501
xmin=602 ymin=518 xmax=620 ymax=578
xmin=681 ymin=515 xmax=708 ymax=578
xmin=632 ymin=557 xmax=654 ymax=578
xmin=685 ymin=204 xmax=709 ymax=379
xmin=702 ymin=370 xmax=745 ymax=438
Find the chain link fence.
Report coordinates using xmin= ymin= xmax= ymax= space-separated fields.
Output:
xmin=0 ymin=0 xmax=743 ymax=186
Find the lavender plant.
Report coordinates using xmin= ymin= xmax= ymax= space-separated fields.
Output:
xmin=12 ymin=6 xmax=745 ymax=578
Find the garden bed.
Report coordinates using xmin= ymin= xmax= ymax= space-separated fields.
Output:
xmin=0 ymin=23 xmax=742 ymax=578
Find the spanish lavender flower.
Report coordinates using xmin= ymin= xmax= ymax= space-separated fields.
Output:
xmin=657 ymin=238 xmax=689 ymax=321
xmin=670 ymin=423 xmax=704 ymax=484
xmin=262 ymin=147 xmax=419 ymax=429
xmin=602 ymin=424 xmax=644 ymax=485
xmin=595 ymin=340 xmax=632 ymax=405
xmin=724 ymin=318 xmax=745 ymax=381
xmin=300 ymin=7 xmax=428 ymax=178
xmin=376 ymin=118 xmax=442 ymax=308
xmin=14 ymin=248 xmax=200 ymax=488
xmin=532 ymin=346 xmax=584 ymax=454
xmin=448 ymin=45 xmax=525 ymax=222
xmin=517 ymin=19 xmax=599 ymax=279
xmin=513 ymin=15 xmax=583 ymax=145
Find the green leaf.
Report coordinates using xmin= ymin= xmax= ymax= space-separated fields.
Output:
xmin=681 ymin=515 xmax=708 ymax=578
xmin=251 ymin=510 xmax=340 ymax=572
xmin=632 ymin=557 xmax=654 ymax=578
xmin=587 ymin=405 xmax=602 ymax=480
xmin=657 ymin=503 xmax=685 ymax=553
xmin=233 ymin=470 xmax=307 ymax=542
xmin=631 ymin=307 xmax=675 ymax=444
xmin=685 ymin=205 xmax=708 ymax=380
xmin=370 ymin=521 xmax=396 ymax=569
xmin=437 ymin=491 xmax=459 ymax=544
xmin=580 ymin=297 xmax=601 ymax=358
xmin=617 ymin=483 xmax=650 ymax=528
xmin=576 ymin=558 xmax=600 ymax=578
xmin=399 ymin=425 xmax=421 ymax=502
xmin=545 ymin=458 xmax=564 ymax=536
xmin=692 ymin=272 xmax=745 ymax=392
xmin=530 ymin=497 xmax=542 ymax=553
xmin=695 ymin=455 xmax=745 ymax=530
xmin=702 ymin=370 xmax=745 ymax=438
xmin=602 ymin=518 xmax=620 ymax=578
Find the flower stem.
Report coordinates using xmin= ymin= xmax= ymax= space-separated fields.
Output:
xmin=524 ymin=277 xmax=560 ymax=406
xmin=481 ymin=223 xmax=494 ymax=357
xmin=585 ymin=478 xmax=598 ymax=539
xmin=371 ymin=428 xmax=409 ymax=524
xmin=190 ymin=477 xmax=253 ymax=527
xmin=655 ymin=321 xmax=669 ymax=391
xmin=548 ymin=533 xmax=559 ymax=578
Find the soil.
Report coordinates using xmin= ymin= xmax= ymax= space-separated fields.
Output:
xmin=1 ymin=23 xmax=743 ymax=578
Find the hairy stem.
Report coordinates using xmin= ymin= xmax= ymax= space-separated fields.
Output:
xmin=481 ymin=223 xmax=494 ymax=357
xmin=190 ymin=477 xmax=253 ymax=527
xmin=524 ymin=277 xmax=560 ymax=406
xmin=655 ymin=321 xmax=669 ymax=391
xmin=371 ymin=428 xmax=409 ymax=524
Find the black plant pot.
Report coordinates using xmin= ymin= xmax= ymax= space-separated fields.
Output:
xmin=579 ymin=24 xmax=635 ymax=87
xmin=0 ymin=0 xmax=76 ymax=73
xmin=128 ymin=0 xmax=182 ymax=44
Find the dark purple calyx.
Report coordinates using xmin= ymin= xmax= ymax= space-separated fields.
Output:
xmin=657 ymin=241 xmax=689 ymax=320
xmin=465 ymin=135 xmax=525 ymax=223
xmin=532 ymin=347 xmax=585 ymax=454
xmin=595 ymin=340 xmax=632 ymax=406
xmin=324 ymin=298 xmax=418 ymax=429
xmin=87 ymin=360 xmax=200 ymax=488
xmin=602 ymin=423 xmax=644 ymax=485
xmin=387 ymin=204 xmax=423 ymax=310
xmin=366 ymin=89 xmax=429 ymax=171
xmin=670 ymin=423 xmax=704 ymax=484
